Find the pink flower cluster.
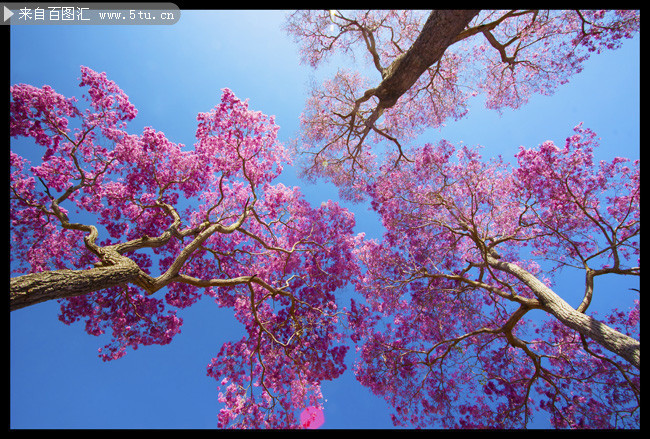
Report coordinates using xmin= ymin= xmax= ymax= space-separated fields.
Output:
xmin=11 ymin=16 xmax=640 ymax=426
xmin=349 ymin=126 xmax=639 ymax=428
xmin=10 ymin=66 xmax=363 ymax=427
xmin=286 ymin=10 xmax=640 ymax=198
xmin=59 ymin=285 xmax=183 ymax=362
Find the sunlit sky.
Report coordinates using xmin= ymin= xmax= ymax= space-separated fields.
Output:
xmin=10 ymin=10 xmax=639 ymax=428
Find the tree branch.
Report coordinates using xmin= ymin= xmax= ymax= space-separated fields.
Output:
xmin=487 ymin=255 xmax=640 ymax=369
xmin=372 ymin=10 xmax=479 ymax=109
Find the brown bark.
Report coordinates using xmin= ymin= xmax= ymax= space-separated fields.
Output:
xmin=10 ymin=259 xmax=143 ymax=311
xmin=488 ymin=256 xmax=640 ymax=369
xmin=10 ymin=202 xmax=253 ymax=312
xmin=373 ymin=10 xmax=480 ymax=109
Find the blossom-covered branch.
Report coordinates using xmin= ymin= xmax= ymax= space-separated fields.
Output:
xmin=286 ymin=10 xmax=640 ymax=200
xmin=10 ymin=67 xmax=362 ymax=427
xmin=351 ymin=128 xmax=639 ymax=427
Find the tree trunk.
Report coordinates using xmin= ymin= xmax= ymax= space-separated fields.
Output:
xmin=488 ymin=256 xmax=640 ymax=369
xmin=373 ymin=9 xmax=479 ymax=108
xmin=10 ymin=261 xmax=142 ymax=311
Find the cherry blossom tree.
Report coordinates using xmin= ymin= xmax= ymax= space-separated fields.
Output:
xmin=10 ymin=66 xmax=363 ymax=428
xmin=285 ymin=9 xmax=640 ymax=200
xmin=350 ymin=127 xmax=639 ymax=427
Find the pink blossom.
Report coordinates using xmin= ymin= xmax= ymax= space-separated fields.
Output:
xmin=351 ymin=128 xmax=639 ymax=428
xmin=286 ymin=10 xmax=640 ymax=199
xmin=11 ymin=66 xmax=362 ymax=428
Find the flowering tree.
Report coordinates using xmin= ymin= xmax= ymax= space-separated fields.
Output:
xmin=285 ymin=9 xmax=640 ymax=200
xmin=10 ymin=9 xmax=640 ymax=430
xmin=286 ymin=9 xmax=640 ymax=428
xmin=10 ymin=67 xmax=362 ymax=428
xmin=351 ymin=127 xmax=639 ymax=427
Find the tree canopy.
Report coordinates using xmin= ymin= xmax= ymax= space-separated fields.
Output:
xmin=10 ymin=9 xmax=640 ymax=429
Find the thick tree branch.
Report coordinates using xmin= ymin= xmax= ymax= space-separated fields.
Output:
xmin=372 ymin=10 xmax=479 ymax=109
xmin=10 ymin=196 xmax=255 ymax=309
xmin=487 ymin=255 xmax=640 ymax=369
xmin=10 ymin=258 xmax=144 ymax=311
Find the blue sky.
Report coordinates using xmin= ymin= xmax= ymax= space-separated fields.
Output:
xmin=10 ymin=10 xmax=639 ymax=429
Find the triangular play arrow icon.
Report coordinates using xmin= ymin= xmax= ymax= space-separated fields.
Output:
xmin=4 ymin=6 xmax=14 ymax=22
